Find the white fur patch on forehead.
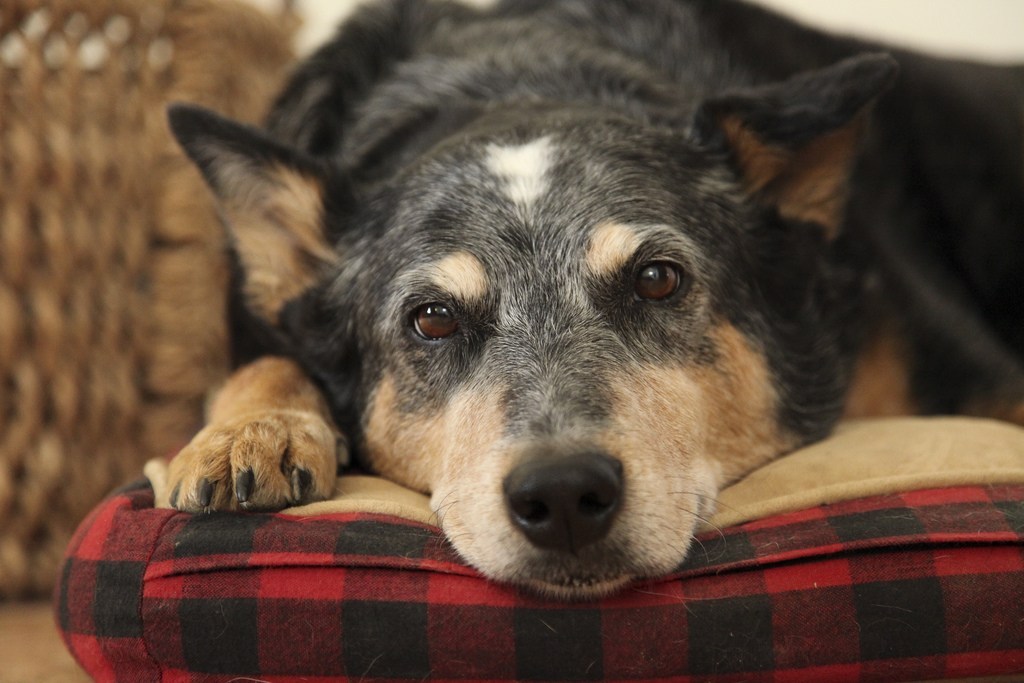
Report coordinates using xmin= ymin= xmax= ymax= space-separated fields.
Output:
xmin=485 ymin=136 xmax=555 ymax=209
xmin=430 ymin=251 xmax=489 ymax=302
xmin=586 ymin=221 xmax=641 ymax=276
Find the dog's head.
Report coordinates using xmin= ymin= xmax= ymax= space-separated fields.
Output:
xmin=169 ymin=53 xmax=895 ymax=598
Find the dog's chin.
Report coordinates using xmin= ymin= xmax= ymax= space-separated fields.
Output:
xmin=451 ymin=525 xmax=698 ymax=601
xmin=518 ymin=572 xmax=635 ymax=601
xmin=495 ymin=545 xmax=677 ymax=601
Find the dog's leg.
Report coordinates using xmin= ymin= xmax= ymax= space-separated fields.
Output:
xmin=166 ymin=357 xmax=345 ymax=512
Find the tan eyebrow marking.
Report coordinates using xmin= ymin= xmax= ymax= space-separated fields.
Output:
xmin=586 ymin=221 xmax=642 ymax=276
xmin=429 ymin=251 xmax=489 ymax=302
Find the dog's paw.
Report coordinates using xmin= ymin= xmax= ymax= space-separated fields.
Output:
xmin=167 ymin=410 xmax=346 ymax=512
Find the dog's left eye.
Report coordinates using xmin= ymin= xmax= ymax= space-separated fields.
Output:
xmin=634 ymin=261 xmax=683 ymax=301
xmin=412 ymin=303 xmax=460 ymax=340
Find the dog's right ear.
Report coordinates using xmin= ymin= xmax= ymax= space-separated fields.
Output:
xmin=167 ymin=104 xmax=343 ymax=324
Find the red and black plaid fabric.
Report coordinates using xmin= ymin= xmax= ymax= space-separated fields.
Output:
xmin=57 ymin=482 xmax=1024 ymax=682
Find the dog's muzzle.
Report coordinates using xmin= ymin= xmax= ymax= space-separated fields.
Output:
xmin=502 ymin=451 xmax=623 ymax=554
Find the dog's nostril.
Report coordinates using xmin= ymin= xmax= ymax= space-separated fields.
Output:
xmin=503 ymin=451 xmax=623 ymax=553
xmin=579 ymin=492 xmax=613 ymax=516
xmin=514 ymin=499 xmax=550 ymax=525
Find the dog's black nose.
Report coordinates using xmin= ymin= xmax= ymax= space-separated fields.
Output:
xmin=503 ymin=452 xmax=623 ymax=554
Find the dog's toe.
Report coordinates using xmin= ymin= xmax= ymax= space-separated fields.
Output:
xmin=166 ymin=411 xmax=341 ymax=512
xmin=225 ymin=413 xmax=338 ymax=510
xmin=165 ymin=428 xmax=232 ymax=512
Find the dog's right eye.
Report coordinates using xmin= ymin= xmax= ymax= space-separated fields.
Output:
xmin=412 ymin=303 xmax=460 ymax=340
xmin=634 ymin=261 xmax=683 ymax=301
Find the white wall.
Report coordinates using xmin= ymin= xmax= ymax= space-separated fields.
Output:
xmin=249 ymin=0 xmax=1024 ymax=62
xmin=756 ymin=0 xmax=1024 ymax=62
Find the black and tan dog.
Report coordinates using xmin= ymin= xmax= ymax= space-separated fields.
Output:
xmin=165 ymin=0 xmax=1024 ymax=598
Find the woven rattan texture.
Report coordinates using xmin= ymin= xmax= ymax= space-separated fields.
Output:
xmin=0 ymin=0 xmax=294 ymax=597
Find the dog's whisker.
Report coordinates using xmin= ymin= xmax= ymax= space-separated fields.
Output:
xmin=686 ymin=510 xmax=730 ymax=563
xmin=689 ymin=533 xmax=713 ymax=564
xmin=690 ymin=512 xmax=725 ymax=537
xmin=665 ymin=490 xmax=737 ymax=514
xmin=629 ymin=586 xmax=698 ymax=615
xmin=431 ymin=494 xmax=460 ymax=527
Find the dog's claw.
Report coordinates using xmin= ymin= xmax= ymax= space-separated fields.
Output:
xmin=169 ymin=483 xmax=181 ymax=508
xmin=197 ymin=478 xmax=214 ymax=508
xmin=292 ymin=467 xmax=313 ymax=502
xmin=235 ymin=468 xmax=254 ymax=503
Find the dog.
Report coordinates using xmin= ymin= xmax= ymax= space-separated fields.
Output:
xmin=164 ymin=0 xmax=1024 ymax=599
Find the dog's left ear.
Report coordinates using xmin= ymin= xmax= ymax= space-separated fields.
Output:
xmin=692 ymin=53 xmax=898 ymax=238
xmin=167 ymin=104 xmax=343 ymax=324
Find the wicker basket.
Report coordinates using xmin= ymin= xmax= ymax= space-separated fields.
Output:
xmin=0 ymin=0 xmax=295 ymax=598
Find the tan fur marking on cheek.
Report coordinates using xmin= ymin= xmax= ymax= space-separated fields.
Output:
xmin=586 ymin=222 xmax=641 ymax=277
xmin=720 ymin=115 xmax=790 ymax=194
xmin=437 ymin=388 xmax=507 ymax=483
xmin=599 ymin=365 xmax=707 ymax=512
xmin=693 ymin=324 xmax=792 ymax=483
xmin=363 ymin=375 xmax=507 ymax=494
xmin=427 ymin=392 xmax=526 ymax=579
xmin=222 ymin=164 xmax=337 ymax=322
xmin=771 ymin=122 xmax=861 ymax=237
xmin=596 ymin=367 xmax=709 ymax=575
xmin=844 ymin=327 xmax=917 ymax=418
xmin=430 ymin=252 xmax=489 ymax=303
xmin=597 ymin=325 xmax=787 ymax=507
xmin=363 ymin=377 xmax=439 ymax=493
xmin=601 ymin=366 xmax=704 ymax=463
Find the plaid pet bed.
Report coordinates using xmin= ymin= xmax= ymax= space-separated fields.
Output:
xmin=57 ymin=482 xmax=1024 ymax=682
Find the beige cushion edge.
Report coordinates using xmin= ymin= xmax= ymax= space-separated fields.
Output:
xmin=708 ymin=417 xmax=1024 ymax=529
xmin=706 ymin=469 xmax=1024 ymax=530
xmin=281 ymin=498 xmax=437 ymax=525
xmin=281 ymin=475 xmax=436 ymax=525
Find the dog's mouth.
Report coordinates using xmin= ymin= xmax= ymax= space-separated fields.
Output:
xmin=444 ymin=514 xmax=696 ymax=600
xmin=521 ymin=571 xmax=635 ymax=600
xmin=499 ymin=539 xmax=659 ymax=600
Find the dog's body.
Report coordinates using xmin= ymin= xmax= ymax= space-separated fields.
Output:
xmin=166 ymin=0 xmax=1024 ymax=598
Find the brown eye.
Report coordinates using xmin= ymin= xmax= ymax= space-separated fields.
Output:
xmin=634 ymin=261 xmax=682 ymax=301
xmin=413 ymin=303 xmax=459 ymax=340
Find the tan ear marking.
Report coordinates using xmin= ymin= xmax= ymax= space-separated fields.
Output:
xmin=719 ymin=115 xmax=791 ymax=194
xmin=719 ymin=114 xmax=865 ymax=239
xmin=219 ymin=163 xmax=338 ymax=322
